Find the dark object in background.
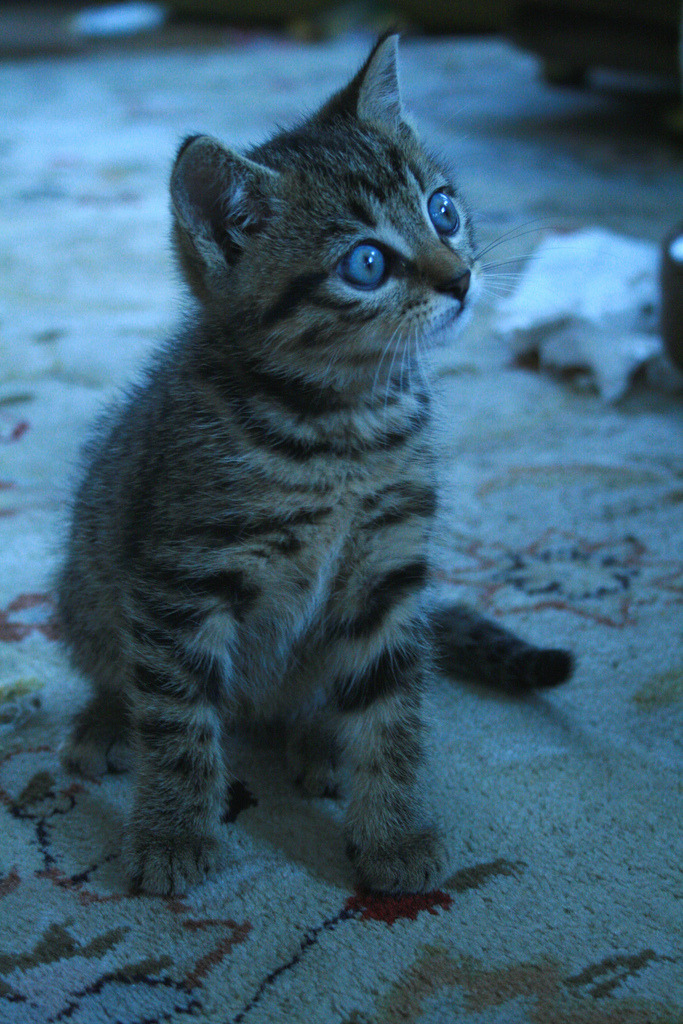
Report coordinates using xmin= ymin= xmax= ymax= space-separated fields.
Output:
xmin=508 ymin=0 xmax=681 ymax=85
xmin=661 ymin=225 xmax=683 ymax=373
xmin=169 ymin=1 xmax=682 ymax=90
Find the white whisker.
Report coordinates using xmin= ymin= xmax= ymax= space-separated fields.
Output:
xmin=472 ymin=219 xmax=555 ymax=262
xmin=372 ymin=323 xmax=401 ymax=402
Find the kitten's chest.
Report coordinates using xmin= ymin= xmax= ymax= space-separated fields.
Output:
xmin=239 ymin=437 xmax=432 ymax=584
xmin=223 ymin=393 xmax=435 ymax=628
xmin=228 ymin=443 xmax=435 ymax=705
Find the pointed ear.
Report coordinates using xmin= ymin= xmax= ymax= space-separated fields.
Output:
xmin=356 ymin=33 xmax=403 ymax=132
xmin=170 ymin=134 xmax=277 ymax=301
xmin=320 ymin=33 xmax=404 ymax=135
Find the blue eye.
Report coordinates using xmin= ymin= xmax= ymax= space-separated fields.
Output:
xmin=339 ymin=243 xmax=386 ymax=289
xmin=428 ymin=191 xmax=459 ymax=236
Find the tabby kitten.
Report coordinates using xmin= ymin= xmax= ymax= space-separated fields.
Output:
xmin=58 ymin=35 xmax=572 ymax=896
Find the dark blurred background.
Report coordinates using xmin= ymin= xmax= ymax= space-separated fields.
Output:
xmin=1 ymin=1 xmax=681 ymax=92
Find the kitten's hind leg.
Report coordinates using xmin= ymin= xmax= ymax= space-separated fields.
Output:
xmin=431 ymin=603 xmax=574 ymax=692
xmin=286 ymin=714 xmax=340 ymax=798
xmin=61 ymin=687 xmax=131 ymax=779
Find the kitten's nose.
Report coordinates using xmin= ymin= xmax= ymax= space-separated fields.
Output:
xmin=436 ymin=270 xmax=471 ymax=303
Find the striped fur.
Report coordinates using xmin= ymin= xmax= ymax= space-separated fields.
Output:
xmin=57 ymin=35 xmax=572 ymax=895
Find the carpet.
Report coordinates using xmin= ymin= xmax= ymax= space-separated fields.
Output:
xmin=0 ymin=31 xmax=681 ymax=1024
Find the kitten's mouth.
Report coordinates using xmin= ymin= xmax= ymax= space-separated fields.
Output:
xmin=428 ymin=301 xmax=468 ymax=340
xmin=429 ymin=271 xmax=478 ymax=340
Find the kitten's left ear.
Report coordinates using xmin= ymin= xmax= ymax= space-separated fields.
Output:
xmin=321 ymin=33 xmax=404 ymax=135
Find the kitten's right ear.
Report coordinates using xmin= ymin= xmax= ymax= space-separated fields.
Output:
xmin=170 ymin=134 xmax=277 ymax=301
xmin=319 ymin=33 xmax=404 ymax=136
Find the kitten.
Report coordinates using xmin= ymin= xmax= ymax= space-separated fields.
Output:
xmin=57 ymin=35 xmax=573 ymax=895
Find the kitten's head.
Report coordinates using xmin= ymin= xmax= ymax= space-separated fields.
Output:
xmin=170 ymin=35 xmax=476 ymax=380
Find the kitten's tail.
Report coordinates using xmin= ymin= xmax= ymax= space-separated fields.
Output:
xmin=430 ymin=603 xmax=574 ymax=693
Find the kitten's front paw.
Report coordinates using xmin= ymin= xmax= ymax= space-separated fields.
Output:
xmin=126 ymin=830 xmax=227 ymax=895
xmin=347 ymin=829 xmax=448 ymax=893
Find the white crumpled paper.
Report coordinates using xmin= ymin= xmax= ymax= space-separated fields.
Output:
xmin=494 ymin=228 xmax=664 ymax=401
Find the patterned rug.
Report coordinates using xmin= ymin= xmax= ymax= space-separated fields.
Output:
xmin=1 ymin=32 xmax=681 ymax=1024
